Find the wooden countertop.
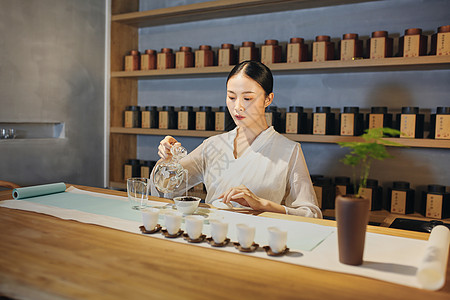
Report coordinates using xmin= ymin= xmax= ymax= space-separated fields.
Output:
xmin=0 ymin=185 xmax=449 ymax=300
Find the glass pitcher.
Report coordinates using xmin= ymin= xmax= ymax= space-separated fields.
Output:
xmin=153 ymin=144 xmax=188 ymax=194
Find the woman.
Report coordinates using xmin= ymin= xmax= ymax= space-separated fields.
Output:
xmin=152 ymin=61 xmax=321 ymax=218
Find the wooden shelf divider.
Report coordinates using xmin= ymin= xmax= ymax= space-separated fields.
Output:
xmin=110 ymin=127 xmax=450 ymax=149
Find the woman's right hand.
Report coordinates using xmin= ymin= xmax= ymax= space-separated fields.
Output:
xmin=158 ymin=136 xmax=180 ymax=160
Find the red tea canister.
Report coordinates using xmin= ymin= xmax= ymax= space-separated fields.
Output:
xmin=260 ymin=39 xmax=282 ymax=65
xmin=430 ymin=25 xmax=450 ymax=56
xmin=287 ymin=37 xmax=308 ymax=63
xmin=399 ymin=28 xmax=427 ymax=57
xmin=157 ymin=48 xmax=175 ymax=70
xmin=124 ymin=50 xmax=140 ymax=71
xmin=195 ymin=45 xmax=214 ymax=68
xmin=140 ymin=49 xmax=156 ymax=70
xmin=367 ymin=31 xmax=393 ymax=59
xmin=218 ymin=43 xmax=237 ymax=66
xmin=340 ymin=33 xmax=363 ymax=61
xmin=239 ymin=41 xmax=259 ymax=63
xmin=312 ymin=35 xmax=334 ymax=62
xmin=176 ymin=46 xmax=194 ymax=69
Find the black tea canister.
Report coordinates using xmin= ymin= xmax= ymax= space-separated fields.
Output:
xmin=196 ymin=106 xmax=214 ymax=130
xmin=215 ymin=106 xmax=235 ymax=131
xmin=285 ymin=106 xmax=308 ymax=134
xmin=124 ymin=106 xmax=141 ymax=128
xmin=313 ymin=106 xmax=335 ymax=135
xmin=421 ymin=185 xmax=450 ymax=219
xmin=159 ymin=106 xmax=177 ymax=129
xmin=142 ymin=106 xmax=158 ymax=129
xmin=387 ymin=181 xmax=415 ymax=214
xmin=430 ymin=107 xmax=450 ymax=139
xmin=178 ymin=106 xmax=195 ymax=130
xmin=340 ymin=107 xmax=364 ymax=136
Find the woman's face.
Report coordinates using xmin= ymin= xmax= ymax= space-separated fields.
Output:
xmin=226 ymin=73 xmax=273 ymax=129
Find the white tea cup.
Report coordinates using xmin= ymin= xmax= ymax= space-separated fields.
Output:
xmin=164 ymin=211 xmax=183 ymax=235
xmin=210 ymin=219 xmax=228 ymax=244
xmin=268 ymin=226 xmax=288 ymax=253
xmin=173 ymin=196 xmax=201 ymax=214
xmin=185 ymin=215 xmax=204 ymax=240
xmin=236 ymin=223 xmax=255 ymax=249
xmin=142 ymin=208 xmax=159 ymax=231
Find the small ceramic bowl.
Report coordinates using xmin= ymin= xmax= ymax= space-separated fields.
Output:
xmin=173 ymin=196 xmax=201 ymax=214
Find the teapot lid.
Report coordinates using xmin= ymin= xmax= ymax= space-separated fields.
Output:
xmin=170 ymin=144 xmax=187 ymax=162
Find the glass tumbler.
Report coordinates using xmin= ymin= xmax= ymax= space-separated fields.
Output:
xmin=127 ymin=177 xmax=149 ymax=210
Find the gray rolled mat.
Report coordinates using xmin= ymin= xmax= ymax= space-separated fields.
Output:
xmin=12 ymin=182 xmax=67 ymax=200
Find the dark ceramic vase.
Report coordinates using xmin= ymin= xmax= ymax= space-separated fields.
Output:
xmin=336 ymin=195 xmax=370 ymax=265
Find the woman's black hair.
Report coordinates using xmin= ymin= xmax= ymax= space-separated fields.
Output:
xmin=226 ymin=60 xmax=273 ymax=96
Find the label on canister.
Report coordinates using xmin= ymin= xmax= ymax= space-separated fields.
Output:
xmin=437 ymin=32 xmax=450 ymax=56
xmin=178 ymin=111 xmax=189 ymax=130
xmin=124 ymin=111 xmax=133 ymax=128
xmin=218 ymin=49 xmax=230 ymax=66
xmin=335 ymin=185 xmax=347 ymax=197
xmin=312 ymin=42 xmax=326 ymax=62
xmin=286 ymin=113 xmax=299 ymax=134
xmin=239 ymin=47 xmax=252 ymax=63
xmin=426 ymin=194 xmax=443 ymax=219
xmin=404 ymin=35 xmax=421 ymax=57
xmin=196 ymin=111 xmax=206 ymax=130
xmin=341 ymin=39 xmax=356 ymax=61
xmin=287 ymin=43 xmax=301 ymax=63
xmin=261 ymin=45 xmax=274 ymax=65
xmin=175 ymin=52 xmax=186 ymax=69
xmin=370 ymin=37 xmax=386 ymax=59
xmin=124 ymin=165 xmax=132 ymax=181
xmin=313 ymin=186 xmax=323 ymax=209
xmin=159 ymin=111 xmax=169 ymax=129
xmin=391 ymin=190 xmax=407 ymax=214
xmin=157 ymin=53 xmax=167 ymax=70
xmin=368 ymin=114 xmax=384 ymax=129
xmin=141 ymin=55 xmax=150 ymax=71
xmin=436 ymin=115 xmax=450 ymax=139
xmin=215 ymin=112 xmax=225 ymax=131
xmin=142 ymin=111 xmax=150 ymax=128
xmin=141 ymin=166 xmax=150 ymax=179
xmin=313 ymin=113 xmax=326 ymax=135
xmin=195 ymin=50 xmax=206 ymax=68
xmin=360 ymin=187 xmax=373 ymax=209
xmin=340 ymin=113 xmax=355 ymax=136
xmin=124 ymin=56 xmax=134 ymax=71
xmin=400 ymin=114 xmax=417 ymax=138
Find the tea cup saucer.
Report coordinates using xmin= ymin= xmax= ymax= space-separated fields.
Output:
xmin=263 ymin=245 xmax=289 ymax=256
xmin=139 ymin=224 xmax=162 ymax=234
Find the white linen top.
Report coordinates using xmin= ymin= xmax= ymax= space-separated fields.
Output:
xmin=151 ymin=126 xmax=322 ymax=218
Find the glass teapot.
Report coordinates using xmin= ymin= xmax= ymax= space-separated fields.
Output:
xmin=153 ymin=144 xmax=188 ymax=194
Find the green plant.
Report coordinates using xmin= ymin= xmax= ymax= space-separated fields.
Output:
xmin=338 ymin=127 xmax=406 ymax=198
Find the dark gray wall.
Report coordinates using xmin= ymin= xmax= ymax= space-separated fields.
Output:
xmin=136 ymin=0 xmax=450 ymax=203
xmin=0 ymin=0 xmax=106 ymax=187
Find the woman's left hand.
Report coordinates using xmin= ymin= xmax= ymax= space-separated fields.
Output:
xmin=218 ymin=184 xmax=268 ymax=211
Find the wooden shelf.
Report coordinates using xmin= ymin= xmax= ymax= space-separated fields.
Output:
xmin=110 ymin=127 xmax=450 ymax=149
xmin=111 ymin=0 xmax=377 ymax=28
xmin=111 ymin=56 xmax=450 ymax=79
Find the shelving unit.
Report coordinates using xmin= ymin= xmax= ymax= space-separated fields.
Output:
xmin=110 ymin=0 xmax=449 ymax=199
xmin=110 ymin=127 xmax=450 ymax=149
xmin=111 ymin=56 xmax=450 ymax=79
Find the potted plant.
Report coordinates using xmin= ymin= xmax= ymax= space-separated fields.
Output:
xmin=335 ymin=127 xmax=405 ymax=265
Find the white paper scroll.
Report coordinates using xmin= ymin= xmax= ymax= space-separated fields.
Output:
xmin=417 ymin=225 xmax=450 ymax=290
